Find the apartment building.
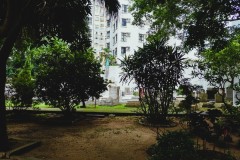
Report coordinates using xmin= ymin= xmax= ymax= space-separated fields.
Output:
xmin=88 ymin=0 xmax=107 ymax=56
xmin=88 ymin=0 xmax=151 ymax=98
xmin=88 ymin=0 xmax=149 ymax=61
xmin=107 ymin=0 xmax=149 ymax=64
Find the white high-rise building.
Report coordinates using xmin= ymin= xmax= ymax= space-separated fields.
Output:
xmin=88 ymin=0 xmax=107 ymax=55
xmin=88 ymin=0 xmax=150 ymax=61
xmin=88 ymin=0 xmax=151 ymax=100
xmin=106 ymin=0 xmax=149 ymax=64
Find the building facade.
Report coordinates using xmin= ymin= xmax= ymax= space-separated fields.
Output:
xmin=88 ymin=0 xmax=151 ymax=100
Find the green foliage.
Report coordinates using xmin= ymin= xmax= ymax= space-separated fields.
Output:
xmin=0 ymin=0 xmax=120 ymax=151
xmin=35 ymin=37 xmax=107 ymax=115
xmin=193 ymin=32 xmax=240 ymax=111
xmin=130 ymin=0 xmax=240 ymax=50
xmin=100 ymin=48 xmax=117 ymax=66
xmin=178 ymin=79 xmax=201 ymax=113
xmin=121 ymin=39 xmax=184 ymax=122
xmin=149 ymin=131 xmax=198 ymax=160
xmin=1 ymin=0 xmax=120 ymax=50
xmin=11 ymin=51 xmax=35 ymax=109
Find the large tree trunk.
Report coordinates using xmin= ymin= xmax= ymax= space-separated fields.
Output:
xmin=0 ymin=25 xmax=20 ymax=151
xmin=0 ymin=60 xmax=9 ymax=151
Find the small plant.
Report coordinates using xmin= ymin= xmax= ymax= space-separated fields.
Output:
xmin=208 ymin=109 xmax=222 ymax=124
xmin=149 ymin=131 xmax=199 ymax=160
xmin=177 ymin=79 xmax=201 ymax=114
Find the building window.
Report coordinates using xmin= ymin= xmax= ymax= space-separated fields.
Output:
xmin=106 ymin=43 xmax=110 ymax=49
xmin=100 ymin=17 xmax=104 ymax=22
xmin=122 ymin=5 xmax=128 ymax=13
xmin=114 ymin=48 xmax=117 ymax=56
xmin=113 ymin=23 xmax=116 ymax=31
xmin=139 ymin=34 xmax=144 ymax=42
xmin=121 ymin=32 xmax=130 ymax=42
xmin=100 ymin=23 xmax=104 ymax=28
xmin=113 ymin=37 xmax=115 ymax=44
xmin=89 ymin=29 xmax=92 ymax=37
xmin=122 ymin=18 xmax=127 ymax=27
xmin=122 ymin=18 xmax=130 ymax=27
xmin=121 ymin=47 xmax=130 ymax=55
xmin=106 ymin=31 xmax=110 ymax=39
xmin=100 ymin=33 xmax=103 ymax=40
xmin=107 ymin=19 xmax=110 ymax=27
xmin=115 ymin=34 xmax=118 ymax=43
xmin=88 ymin=17 xmax=92 ymax=25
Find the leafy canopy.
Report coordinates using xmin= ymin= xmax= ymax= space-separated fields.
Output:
xmin=35 ymin=37 xmax=107 ymax=114
xmin=130 ymin=0 xmax=240 ymax=50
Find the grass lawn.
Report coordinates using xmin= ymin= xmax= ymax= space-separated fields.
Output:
xmin=77 ymin=104 xmax=138 ymax=113
xmin=33 ymin=103 xmax=139 ymax=113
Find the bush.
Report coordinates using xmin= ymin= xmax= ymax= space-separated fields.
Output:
xmin=149 ymin=131 xmax=199 ymax=160
xmin=11 ymin=61 xmax=35 ymax=109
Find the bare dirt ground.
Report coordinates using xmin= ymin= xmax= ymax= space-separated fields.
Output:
xmin=7 ymin=115 xmax=240 ymax=160
xmin=8 ymin=116 xmax=158 ymax=160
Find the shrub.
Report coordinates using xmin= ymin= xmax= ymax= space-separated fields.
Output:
xmin=149 ymin=131 xmax=199 ymax=160
xmin=121 ymin=39 xmax=184 ymax=123
xmin=11 ymin=59 xmax=35 ymax=109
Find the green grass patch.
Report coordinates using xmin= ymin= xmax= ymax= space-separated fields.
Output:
xmin=77 ymin=104 xmax=138 ymax=113
xmin=33 ymin=103 xmax=138 ymax=113
xmin=34 ymin=103 xmax=52 ymax=108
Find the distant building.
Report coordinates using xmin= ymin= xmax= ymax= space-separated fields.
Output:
xmin=88 ymin=0 xmax=151 ymax=101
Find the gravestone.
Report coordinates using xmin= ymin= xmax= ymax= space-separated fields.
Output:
xmin=99 ymin=85 xmax=120 ymax=106
xmin=226 ymin=88 xmax=233 ymax=100
xmin=207 ymin=88 xmax=218 ymax=101
xmin=215 ymin=93 xmax=223 ymax=103
xmin=108 ymin=85 xmax=120 ymax=105
xmin=199 ymin=92 xmax=208 ymax=102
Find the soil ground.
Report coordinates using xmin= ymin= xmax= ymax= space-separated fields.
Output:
xmin=6 ymin=115 xmax=240 ymax=160
xmin=8 ymin=116 xmax=157 ymax=160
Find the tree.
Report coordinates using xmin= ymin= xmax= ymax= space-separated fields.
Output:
xmin=35 ymin=37 xmax=107 ymax=116
xmin=192 ymin=33 xmax=240 ymax=113
xmin=11 ymin=55 xmax=35 ymax=109
xmin=178 ymin=78 xmax=201 ymax=114
xmin=121 ymin=39 xmax=184 ymax=123
xmin=100 ymin=48 xmax=117 ymax=66
xmin=0 ymin=0 xmax=119 ymax=151
xmin=130 ymin=0 xmax=240 ymax=50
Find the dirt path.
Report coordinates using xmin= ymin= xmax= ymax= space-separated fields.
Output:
xmin=8 ymin=116 xmax=157 ymax=160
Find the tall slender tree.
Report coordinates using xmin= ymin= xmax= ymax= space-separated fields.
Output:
xmin=0 ymin=0 xmax=119 ymax=151
xmin=121 ymin=39 xmax=184 ymax=123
